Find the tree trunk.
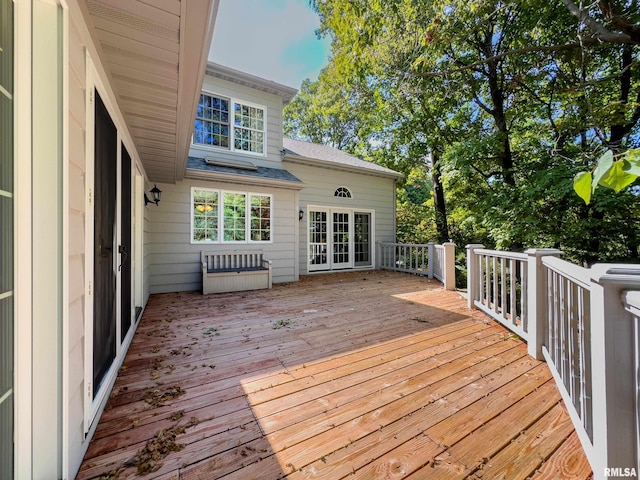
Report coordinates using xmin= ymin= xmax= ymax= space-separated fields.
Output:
xmin=431 ymin=150 xmax=449 ymax=243
xmin=480 ymin=26 xmax=516 ymax=186
xmin=609 ymin=45 xmax=639 ymax=151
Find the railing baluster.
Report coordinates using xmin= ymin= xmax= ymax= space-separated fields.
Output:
xmin=491 ymin=256 xmax=498 ymax=314
xmin=561 ymin=275 xmax=569 ymax=390
xmin=500 ymin=257 xmax=507 ymax=323
xmin=509 ymin=258 xmax=516 ymax=322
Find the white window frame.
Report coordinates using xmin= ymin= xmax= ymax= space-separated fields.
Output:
xmin=190 ymin=187 xmax=273 ymax=244
xmin=334 ymin=186 xmax=353 ymax=198
xmin=192 ymin=91 xmax=267 ymax=157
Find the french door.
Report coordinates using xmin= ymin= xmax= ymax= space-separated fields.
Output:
xmin=85 ymin=74 xmax=138 ymax=431
xmin=308 ymin=207 xmax=372 ymax=271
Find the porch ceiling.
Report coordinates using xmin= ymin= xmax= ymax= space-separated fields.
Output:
xmin=82 ymin=0 xmax=218 ymax=183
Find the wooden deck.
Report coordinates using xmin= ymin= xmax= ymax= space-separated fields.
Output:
xmin=78 ymin=271 xmax=593 ymax=480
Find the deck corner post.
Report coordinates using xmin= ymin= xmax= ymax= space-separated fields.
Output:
xmin=525 ymin=248 xmax=562 ymax=360
xmin=427 ymin=242 xmax=435 ymax=279
xmin=443 ymin=242 xmax=456 ymax=291
xmin=589 ymin=264 xmax=640 ymax=479
xmin=466 ymin=244 xmax=484 ymax=310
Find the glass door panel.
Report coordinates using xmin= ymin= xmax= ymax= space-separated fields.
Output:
xmin=308 ymin=210 xmax=328 ymax=271
xmin=354 ymin=213 xmax=372 ymax=267
xmin=93 ymin=91 xmax=117 ymax=397
xmin=332 ymin=211 xmax=351 ymax=269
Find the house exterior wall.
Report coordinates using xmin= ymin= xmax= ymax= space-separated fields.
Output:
xmin=284 ymin=162 xmax=397 ymax=276
xmin=13 ymin=2 xmax=153 ymax=478
xmin=188 ymin=75 xmax=285 ymax=169
xmin=66 ymin=8 xmax=88 ymax=476
xmin=147 ymin=178 xmax=298 ymax=293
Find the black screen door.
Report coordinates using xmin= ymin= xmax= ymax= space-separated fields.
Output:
xmin=120 ymin=145 xmax=132 ymax=341
xmin=93 ymin=91 xmax=117 ymax=396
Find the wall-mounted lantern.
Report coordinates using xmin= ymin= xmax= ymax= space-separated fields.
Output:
xmin=144 ymin=183 xmax=162 ymax=206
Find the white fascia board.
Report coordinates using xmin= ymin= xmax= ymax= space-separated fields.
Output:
xmin=283 ymin=154 xmax=404 ymax=180
xmin=175 ymin=0 xmax=219 ymax=182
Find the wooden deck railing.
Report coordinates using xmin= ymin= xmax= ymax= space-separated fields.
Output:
xmin=378 ymin=242 xmax=456 ymax=290
xmin=467 ymin=245 xmax=640 ymax=480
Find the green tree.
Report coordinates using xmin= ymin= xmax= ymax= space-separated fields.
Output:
xmin=299 ymin=0 xmax=640 ymax=262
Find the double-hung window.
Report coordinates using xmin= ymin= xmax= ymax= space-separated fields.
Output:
xmin=193 ymin=93 xmax=265 ymax=155
xmin=192 ymin=188 xmax=272 ymax=243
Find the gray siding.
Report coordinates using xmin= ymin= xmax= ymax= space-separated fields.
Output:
xmin=284 ymin=162 xmax=397 ymax=275
xmin=65 ymin=8 xmax=153 ymax=477
xmin=188 ymin=75 xmax=285 ymax=169
xmin=147 ymin=179 xmax=298 ymax=293
xmin=66 ymin=12 xmax=88 ymax=476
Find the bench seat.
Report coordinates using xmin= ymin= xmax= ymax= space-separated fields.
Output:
xmin=201 ymin=250 xmax=272 ymax=294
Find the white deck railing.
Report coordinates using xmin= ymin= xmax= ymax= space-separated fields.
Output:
xmin=623 ymin=291 xmax=640 ymax=470
xmin=467 ymin=247 xmax=529 ymax=340
xmin=433 ymin=244 xmax=445 ymax=282
xmin=378 ymin=242 xmax=456 ymax=290
xmin=541 ymin=256 xmax=593 ymax=444
xmin=467 ymin=245 xmax=640 ymax=480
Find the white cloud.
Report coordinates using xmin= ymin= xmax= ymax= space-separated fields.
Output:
xmin=209 ymin=0 xmax=329 ymax=88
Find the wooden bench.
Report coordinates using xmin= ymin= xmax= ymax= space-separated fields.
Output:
xmin=201 ymin=250 xmax=272 ymax=295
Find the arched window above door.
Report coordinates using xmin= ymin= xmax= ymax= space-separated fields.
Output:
xmin=334 ymin=187 xmax=352 ymax=198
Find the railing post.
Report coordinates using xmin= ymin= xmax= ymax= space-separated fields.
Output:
xmin=589 ymin=265 xmax=640 ymax=479
xmin=376 ymin=241 xmax=381 ymax=269
xmin=443 ymin=242 xmax=456 ymax=291
xmin=466 ymin=244 xmax=484 ymax=310
xmin=427 ymin=242 xmax=435 ymax=279
xmin=525 ymin=248 xmax=562 ymax=360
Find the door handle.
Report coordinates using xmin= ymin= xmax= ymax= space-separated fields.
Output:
xmin=118 ymin=245 xmax=128 ymax=271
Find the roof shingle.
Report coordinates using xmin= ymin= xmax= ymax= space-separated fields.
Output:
xmin=283 ymin=138 xmax=402 ymax=178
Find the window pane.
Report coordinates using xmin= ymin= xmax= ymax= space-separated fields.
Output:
xmin=232 ymin=102 xmax=265 ymax=153
xmin=250 ymin=195 xmax=271 ymax=242
xmin=223 ymin=193 xmax=246 ymax=242
xmin=194 ymin=94 xmax=230 ymax=149
xmin=192 ymin=189 xmax=219 ymax=242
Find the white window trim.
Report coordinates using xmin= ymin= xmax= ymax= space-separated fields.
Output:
xmin=192 ymin=91 xmax=267 ymax=157
xmin=334 ymin=186 xmax=353 ymax=198
xmin=190 ymin=187 xmax=273 ymax=244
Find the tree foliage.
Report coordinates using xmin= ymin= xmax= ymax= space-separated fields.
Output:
xmin=286 ymin=0 xmax=640 ymax=264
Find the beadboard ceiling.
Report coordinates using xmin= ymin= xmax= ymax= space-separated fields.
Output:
xmin=83 ymin=0 xmax=218 ymax=183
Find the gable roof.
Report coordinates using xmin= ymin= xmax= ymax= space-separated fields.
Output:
xmin=206 ymin=63 xmax=298 ymax=105
xmin=282 ymin=138 xmax=402 ymax=179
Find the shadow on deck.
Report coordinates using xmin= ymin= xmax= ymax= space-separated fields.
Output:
xmin=77 ymin=270 xmax=592 ymax=479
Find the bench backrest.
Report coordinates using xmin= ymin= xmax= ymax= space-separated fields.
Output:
xmin=202 ymin=250 xmax=265 ymax=271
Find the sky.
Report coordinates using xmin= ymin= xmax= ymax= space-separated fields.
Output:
xmin=208 ymin=0 xmax=331 ymax=90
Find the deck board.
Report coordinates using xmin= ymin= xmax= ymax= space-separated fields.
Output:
xmin=77 ymin=271 xmax=592 ymax=479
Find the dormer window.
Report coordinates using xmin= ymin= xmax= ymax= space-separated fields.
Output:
xmin=194 ymin=92 xmax=266 ymax=155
